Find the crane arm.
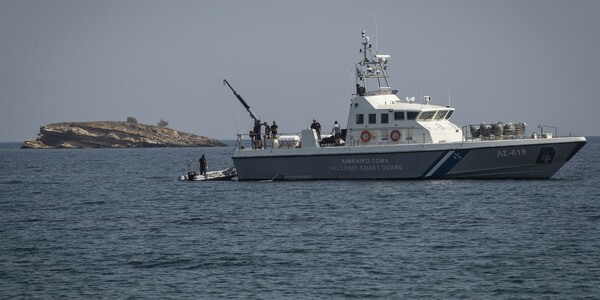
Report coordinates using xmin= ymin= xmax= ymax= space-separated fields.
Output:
xmin=223 ymin=79 xmax=259 ymax=123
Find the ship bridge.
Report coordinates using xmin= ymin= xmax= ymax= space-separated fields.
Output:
xmin=346 ymin=93 xmax=463 ymax=145
xmin=347 ymin=31 xmax=462 ymax=146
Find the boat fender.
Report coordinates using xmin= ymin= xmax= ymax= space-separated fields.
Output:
xmin=360 ymin=130 xmax=371 ymax=143
xmin=390 ymin=129 xmax=401 ymax=142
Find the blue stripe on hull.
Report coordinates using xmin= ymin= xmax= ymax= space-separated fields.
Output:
xmin=428 ymin=149 xmax=471 ymax=178
xmin=419 ymin=151 xmax=450 ymax=178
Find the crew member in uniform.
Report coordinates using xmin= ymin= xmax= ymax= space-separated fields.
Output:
xmin=253 ymin=120 xmax=262 ymax=149
xmin=263 ymin=122 xmax=271 ymax=140
xmin=271 ymin=121 xmax=278 ymax=139
xmin=311 ymin=119 xmax=322 ymax=140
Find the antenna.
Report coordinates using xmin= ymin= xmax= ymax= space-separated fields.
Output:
xmin=360 ymin=31 xmax=373 ymax=63
xmin=374 ymin=9 xmax=378 ymax=53
xmin=448 ymin=88 xmax=451 ymax=107
xmin=233 ymin=116 xmax=240 ymax=135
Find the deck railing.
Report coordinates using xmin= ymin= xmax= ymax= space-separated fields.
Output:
xmin=462 ymin=123 xmax=567 ymax=141
xmin=235 ymin=126 xmax=434 ymax=150
xmin=236 ymin=122 xmax=574 ymax=151
xmin=538 ymin=124 xmax=561 ymax=137
xmin=235 ymin=132 xmax=299 ymax=150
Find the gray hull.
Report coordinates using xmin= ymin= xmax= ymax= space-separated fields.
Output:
xmin=232 ymin=138 xmax=586 ymax=180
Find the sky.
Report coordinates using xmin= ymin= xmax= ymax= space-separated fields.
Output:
xmin=1 ymin=0 xmax=599 ymax=142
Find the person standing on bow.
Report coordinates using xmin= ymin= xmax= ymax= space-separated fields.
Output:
xmin=199 ymin=154 xmax=207 ymax=176
xmin=310 ymin=119 xmax=322 ymax=140
xmin=331 ymin=120 xmax=341 ymax=145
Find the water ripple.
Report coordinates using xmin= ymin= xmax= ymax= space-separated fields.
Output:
xmin=0 ymin=141 xmax=599 ymax=298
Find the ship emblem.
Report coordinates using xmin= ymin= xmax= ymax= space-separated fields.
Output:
xmin=452 ymin=152 xmax=462 ymax=160
xmin=536 ymin=147 xmax=556 ymax=164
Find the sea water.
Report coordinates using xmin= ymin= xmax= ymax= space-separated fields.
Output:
xmin=1 ymin=138 xmax=599 ymax=299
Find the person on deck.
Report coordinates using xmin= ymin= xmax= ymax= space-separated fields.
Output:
xmin=263 ymin=122 xmax=271 ymax=140
xmin=331 ymin=120 xmax=341 ymax=145
xmin=199 ymin=154 xmax=207 ymax=176
xmin=253 ymin=120 xmax=262 ymax=149
xmin=310 ymin=119 xmax=322 ymax=140
xmin=271 ymin=121 xmax=278 ymax=139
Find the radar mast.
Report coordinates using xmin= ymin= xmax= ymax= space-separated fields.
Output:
xmin=356 ymin=31 xmax=394 ymax=96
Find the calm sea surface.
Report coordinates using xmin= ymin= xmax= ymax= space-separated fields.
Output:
xmin=1 ymin=138 xmax=599 ymax=299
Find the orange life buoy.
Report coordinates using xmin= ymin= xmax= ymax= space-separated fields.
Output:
xmin=390 ymin=129 xmax=401 ymax=142
xmin=360 ymin=130 xmax=371 ymax=143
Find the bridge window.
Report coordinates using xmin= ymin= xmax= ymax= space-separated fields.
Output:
xmin=369 ymin=114 xmax=376 ymax=124
xmin=394 ymin=111 xmax=405 ymax=120
xmin=381 ymin=113 xmax=389 ymax=124
xmin=435 ymin=111 xmax=448 ymax=120
xmin=418 ymin=111 xmax=436 ymax=121
xmin=356 ymin=114 xmax=364 ymax=124
xmin=445 ymin=111 xmax=454 ymax=119
xmin=407 ymin=111 xmax=419 ymax=120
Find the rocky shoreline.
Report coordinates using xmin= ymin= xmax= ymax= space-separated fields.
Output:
xmin=22 ymin=121 xmax=226 ymax=149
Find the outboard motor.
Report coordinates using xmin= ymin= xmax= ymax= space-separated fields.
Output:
xmin=187 ymin=171 xmax=197 ymax=181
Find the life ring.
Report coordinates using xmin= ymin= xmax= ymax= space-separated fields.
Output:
xmin=360 ymin=130 xmax=371 ymax=143
xmin=390 ymin=129 xmax=401 ymax=142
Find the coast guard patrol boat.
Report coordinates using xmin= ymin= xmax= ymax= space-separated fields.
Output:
xmin=227 ymin=31 xmax=586 ymax=181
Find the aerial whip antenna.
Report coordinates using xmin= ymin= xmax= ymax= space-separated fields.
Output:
xmin=374 ymin=9 xmax=378 ymax=53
